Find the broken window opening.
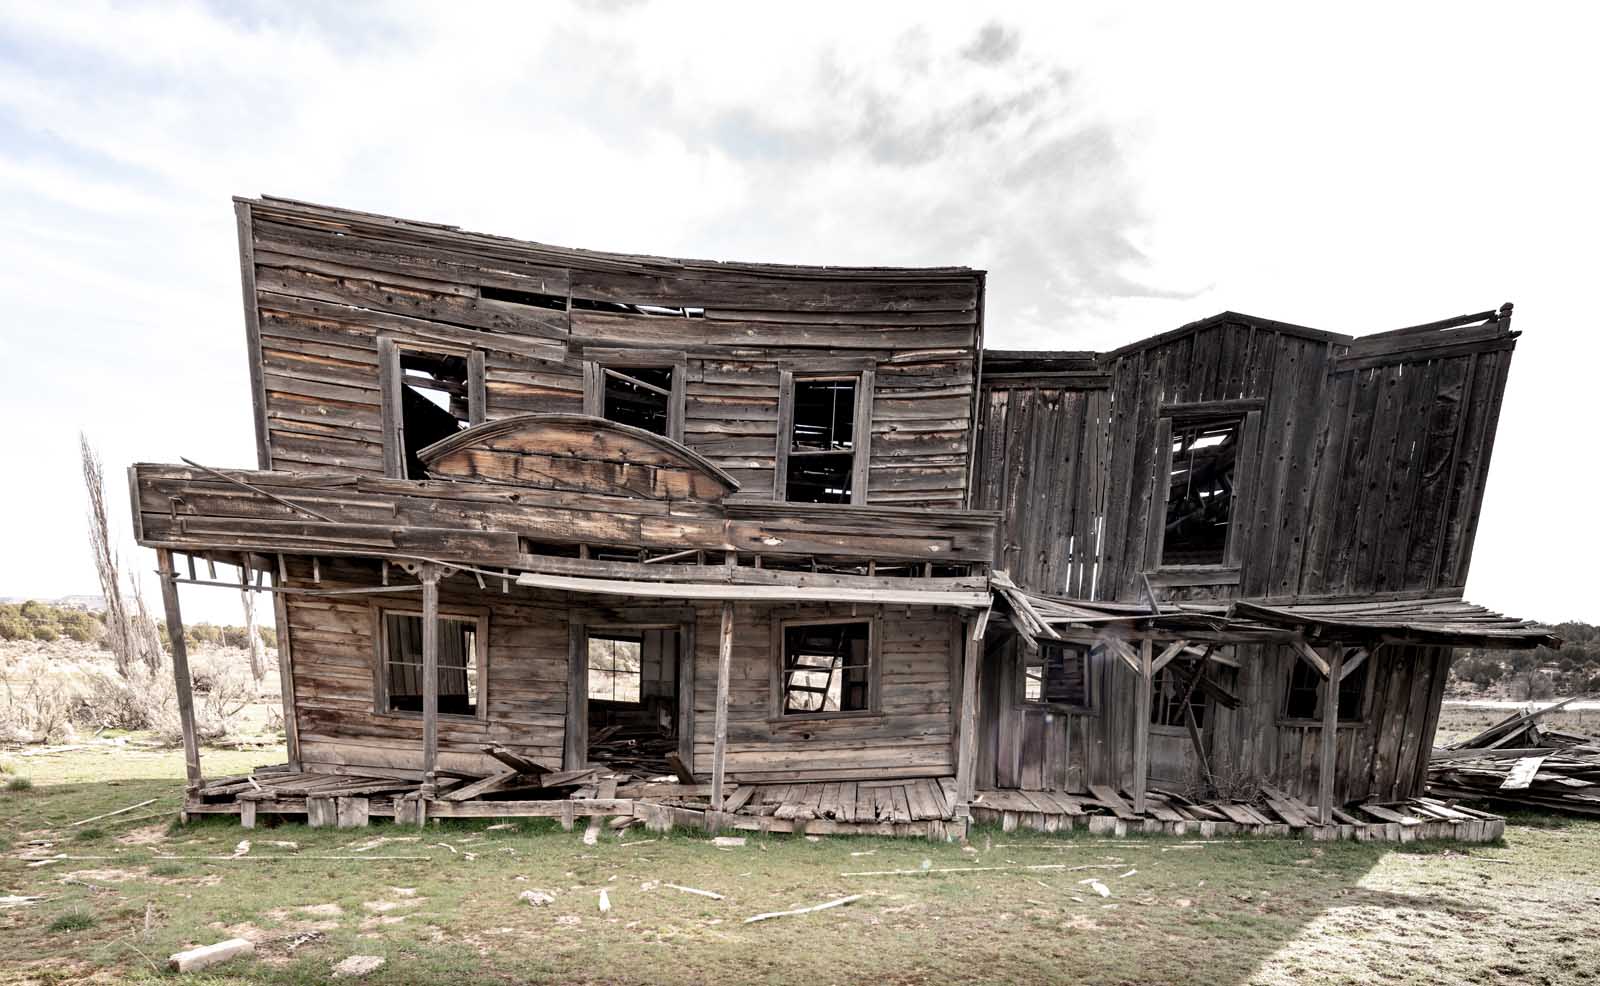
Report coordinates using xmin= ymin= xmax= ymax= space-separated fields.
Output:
xmin=381 ymin=610 xmax=481 ymax=717
xmin=1161 ymin=417 xmax=1240 ymax=566
xmin=786 ymin=378 xmax=857 ymax=504
xmin=1022 ymin=641 xmax=1094 ymax=710
xmin=587 ymin=631 xmax=643 ymax=705
xmin=399 ymin=350 xmax=470 ymax=480
xmin=1283 ymin=656 xmax=1367 ymax=721
xmin=1151 ymin=661 xmax=1206 ymax=728
xmin=570 ymin=297 xmax=705 ymax=318
xmin=480 ymin=285 xmax=568 ymax=310
xmin=602 ymin=365 xmax=674 ymax=436
xmin=781 ymin=620 xmax=872 ymax=715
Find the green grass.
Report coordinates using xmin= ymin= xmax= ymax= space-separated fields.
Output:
xmin=47 ymin=911 xmax=96 ymax=933
xmin=6 ymin=774 xmax=33 ymax=791
xmin=2 ymin=739 xmax=1599 ymax=985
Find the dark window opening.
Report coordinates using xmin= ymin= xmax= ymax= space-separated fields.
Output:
xmin=1162 ymin=418 xmax=1239 ymax=566
xmin=587 ymin=632 xmax=642 ymax=705
xmin=399 ymin=351 xmax=470 ymax=479
xmin=1023 ymin=641 xmax=1094 ymax=709
xmin=1152 ymin=662 xmax=1206 ymax=728
xmin=1284 ymin=656 xmax=1367 ymax=721
xmin=781 ymin=621 xmax=871 ymax=715
xmin=602 ymin=366 xmax=674 ymax=436
xmin=570 ymin=297 xmax=705 ymax=318
xmin=480 ymin=285 xmax=568 ymax=310
xmin=382 ymin=611 xmax=479 ymax=716
xmin=786 ymin=378 xmax=856 ymax=504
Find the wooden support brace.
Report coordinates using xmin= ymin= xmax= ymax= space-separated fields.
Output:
xmin=1339 ymin=647 xmax=1370 ymax=681
xmin=1292 ymin=640 xmax=1331 ymax=677
xmin=157 ymin=549 xmax=203 ymax=790
xmin=419 ymin=565 xmax=442 ymax=797
xmin=1150 ymin=639 xmax=1189 ymax=675
xmin=710 ymin=601 xmax=734 ymax=818
xmin=954 ymin=624 xmax=983 ymax=809
xmin=1131 ymin=638 xmax=1153 ymax=815
xmin=1319 ymin=645 xmax=1345 ymax=825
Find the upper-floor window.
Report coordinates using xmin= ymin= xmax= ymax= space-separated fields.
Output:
xmin=583 ymin=352 xmax=684 ymax=442
xmin=777 ymin=370 xmax=873 ymax=504
xmin=379 ymin=340 xmax=483 ymax=479
xmin=376 ymin=605 xmax=486 ymax=718
xmin=778 ymin=618 xmax=875 ymax=716
xmin=1161 ymin=416 xmax=1241 ymax=567
xmin=1021 ymin=641 xmax=1095 ymax=711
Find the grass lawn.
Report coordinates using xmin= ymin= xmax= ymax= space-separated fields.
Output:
xmin=3 ymin=741 xmax=1598 ymax=985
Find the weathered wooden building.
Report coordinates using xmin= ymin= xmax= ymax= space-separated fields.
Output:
xmin=130 ymin=196 xmax=1556 ymax=840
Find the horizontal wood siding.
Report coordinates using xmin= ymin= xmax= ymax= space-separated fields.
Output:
xmin=245 ymin=199 xmax=981 ymax=507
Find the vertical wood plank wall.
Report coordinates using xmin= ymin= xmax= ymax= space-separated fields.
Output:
xmin=970 ymin=317 xmax=1518 ymax=802
xmin=241 ymin=198 xmax=982 ymax=508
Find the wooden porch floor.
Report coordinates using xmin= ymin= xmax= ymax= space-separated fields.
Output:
xmin=183 ymin=766 xmax=1504 ymax=843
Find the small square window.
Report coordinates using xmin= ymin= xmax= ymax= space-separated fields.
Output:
xmin=781 ymin=621 xmax=872 ymax=714
xmin=587 ymin=632 xmax=643 ymax=704
xmin=381 ymin=610 xmax=480 ymax=716
xmin=1022 ymin=642 xmax=1094 ymax=709
xmin=602 ymin=366 xmax=674 ymax=437
xmin=1162 ymin=418 xmax=1240 ymax=566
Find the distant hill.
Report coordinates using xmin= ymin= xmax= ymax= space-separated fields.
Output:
xmin=0 ymin=594 xmax=106 ymax=612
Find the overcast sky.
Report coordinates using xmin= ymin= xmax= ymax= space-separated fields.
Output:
xmin=0 ymin=1 xmax=1594 ymax=624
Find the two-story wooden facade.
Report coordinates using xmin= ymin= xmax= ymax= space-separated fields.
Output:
xmin=131 ymin=196 xmax=1555 ymax=840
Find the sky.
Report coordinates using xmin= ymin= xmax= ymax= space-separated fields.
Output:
xmin=0 ymin=1 xmax=1595 ymax=624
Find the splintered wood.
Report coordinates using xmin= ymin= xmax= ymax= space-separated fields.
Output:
xmin=1429 ymin=703 xmax=1600 ymax=816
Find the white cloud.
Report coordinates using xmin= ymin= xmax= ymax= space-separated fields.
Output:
xmin=0 ymin=0 xmax=1593 ymax=622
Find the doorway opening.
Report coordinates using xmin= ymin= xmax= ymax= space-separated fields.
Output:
xmin=582 ymin=626 xmax=688 ymax=778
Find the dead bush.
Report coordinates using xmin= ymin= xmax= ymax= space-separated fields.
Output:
xmin=0 ymin=672 xmax=78 ymax=745
xmin=1181 ymin=757 xmax=1266 ymax=805
xmin=73 ymin=666 xmax=171 ymax=732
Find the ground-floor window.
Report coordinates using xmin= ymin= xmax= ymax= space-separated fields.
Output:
xmin=377 ymin=608 xmax=485 ymax=717
xmin=1283 ymin=654 xmax=1368 ymax=721
xmin=587 ymin=631 xmax=644 ymax=705
xmin=1151 ymin=661 xmax=1207 ymax=728
xmin=1021 ymin=641 xmax=1094 ymax=711
xmin=779 ymin=619 xmax=873 ymax=715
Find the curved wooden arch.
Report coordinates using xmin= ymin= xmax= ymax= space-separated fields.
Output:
xmin=417 ymin=413 xmax=740 ymax=502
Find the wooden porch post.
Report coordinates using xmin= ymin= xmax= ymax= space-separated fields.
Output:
xmin=954 ymin=621 xmax=983 ymax=809
xmin=419 ymin=565 xmax=441 ymax=799
xmin=1318 ymin=644 xmax=1345 ymax=825
xmin=156 ymin=549 xmax=202 ymax=792
xmin=710 ymin=602 xmax=734 ymax=816
xmin=1131 ymin=637 xmax=1153 ymax=815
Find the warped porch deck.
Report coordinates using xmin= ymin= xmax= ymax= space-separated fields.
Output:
xmin=183 ymin=766 xmax=1503 ymax=843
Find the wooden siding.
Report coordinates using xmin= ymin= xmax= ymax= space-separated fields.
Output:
xmin=241 ymin=197 xmax=982 ymax=508
xmin=972 ymin=314 xmax=1519 ymax=604
xmin=280 ymin=556 xmax=958 ymax=784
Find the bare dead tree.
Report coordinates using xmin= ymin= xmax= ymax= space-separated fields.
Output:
xmin=241 ymin=577 xmax=265 ymax=682
xmin=81 ymin=432 xmax=163 ymax=677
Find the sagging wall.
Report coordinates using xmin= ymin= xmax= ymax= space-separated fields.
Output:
xmin=975 ymin=637 xmax=1449 ymax=803
xmin=972 ymin=315 xmax=1517 ymax=603
xmin=282 ymin=556 xmax=961 ymax=783
xmin=241 ymin=197 xmax=982 ymax=508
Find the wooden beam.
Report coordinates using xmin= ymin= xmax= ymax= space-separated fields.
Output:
xmin=419 ymin=566 xmax=441 ymax=800
xmin=1150 ymin=639 xmax=1189 ymax=675
xmin=1319 ymin=644 xmax=1345 ymax=825
xmin=1339 ymin=647 xmax=1370 ymax=681
xmin=233 ymin=200 xmax=271 ymax=471
xmin=1131 ymin=638 xmax=1153 ymax=815
xmin=271 ymin=579 xmax=300 ymax=769
xmin=1292 ymin=640 xmax=1331 ymax=677
xmin=565 ymin=621 xmax=587 ymax=770
xmin=954 ymin=624 xmax=982 ymax=809
xmin=514 ymin=572 xmax=990 ymax=608
xmin=710 ymin=601 xmax=734 ymax=816
xmin=157 ymin=549 xmax=202 ymax=790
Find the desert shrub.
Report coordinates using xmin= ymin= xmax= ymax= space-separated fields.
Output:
xmin=0 ymin=614 xmax=27 ymax=641
xmin=1183 ymin=757 xmax=1264 ymax=804
xmin=0 ymin=672 xmax=77 ymax=744
xmin=6 ymin=775 xmax=32 ymax=791
xmin=73 ymin=666 xmax=171 ymax=731
xmin=30 ymin=624 xmax=59 ymax=643
xmin=48 ymin=911 xmax=94 ymax=932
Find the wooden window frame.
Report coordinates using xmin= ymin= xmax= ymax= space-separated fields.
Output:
xmin=370 ymin=601 xmax=490 ymax=722
xmin=581 ymin=349 xmax=688 ymax=443
xmin=1149 ymin=661 xmax=1208 ymax=734
xmin=1018 ymin=639 xmax=1098 ymax=714
xmin=769 ymin=613 xmax=882 ymax=721
xmin=378 ymin=337 xmax=486 ymax=479
xmin=1146 ymin=400 xmax=1262 ymax=575
xmin=1278 ymin=654 xmax=1372 ymax=726
xmin=774 ymin=367 xmax=875 ymax=505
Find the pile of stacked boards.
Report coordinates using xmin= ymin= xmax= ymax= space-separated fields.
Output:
xmin=1428 ymin=697 xmax=1600 ymax=816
